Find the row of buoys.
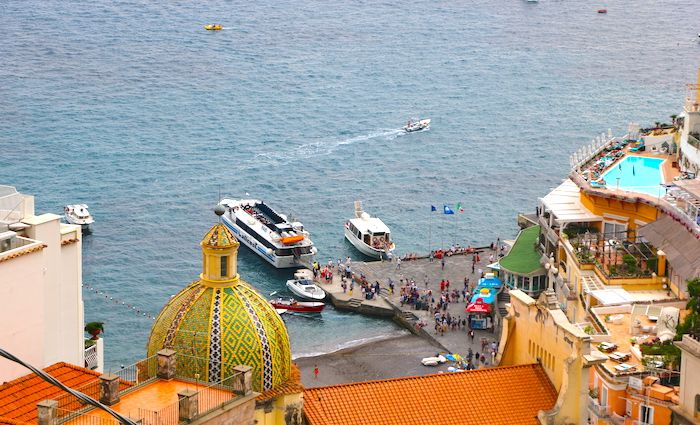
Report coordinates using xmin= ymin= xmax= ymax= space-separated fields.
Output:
xmin=84 ymin=284 xmax=157 ymax=320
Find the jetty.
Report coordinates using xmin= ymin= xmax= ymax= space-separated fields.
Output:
xmin=310 ymin=246 xmax=511 ymax=363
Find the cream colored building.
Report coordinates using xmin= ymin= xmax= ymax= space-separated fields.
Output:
xmin=673 ymin=334 xmax=700 ymax=424
xmin=0 ymin=185 xmax=95 ymax=383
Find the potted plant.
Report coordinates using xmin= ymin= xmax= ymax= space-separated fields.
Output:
xmin=630 ymin=337 xmax=637 ymax=346
xmin=85 ymin=322 xmax=104 ymax=340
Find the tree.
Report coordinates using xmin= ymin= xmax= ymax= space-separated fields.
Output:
xmin=676 ymin=278 xmax=700 ymax=339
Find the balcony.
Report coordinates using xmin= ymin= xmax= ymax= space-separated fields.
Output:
xmin=588 ymin=395 xmax=611 ymax=418
xmin=569 ymin=232 xmax=659 ymax=280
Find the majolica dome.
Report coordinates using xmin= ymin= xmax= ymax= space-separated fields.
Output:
xmin=146 ymin=223 xmax=292 ymax=392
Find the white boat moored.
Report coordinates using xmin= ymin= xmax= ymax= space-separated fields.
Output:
xmin=344 ymin=201 xmax=395 ymax=260
xmin=286 ymin=278 xmax=326 ymax=301
xmin=64 ymin=204 xmax=94 ymax=234
xmin=219 ymin=199 xmax=317 ymax=268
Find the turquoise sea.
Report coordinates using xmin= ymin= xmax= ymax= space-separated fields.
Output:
xmin=1 ymin=0 xmax=699 ymax=368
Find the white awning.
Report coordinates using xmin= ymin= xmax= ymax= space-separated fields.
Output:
xmin=589 ymin=288 xmax=635 ymax=306
xmin=541 ymin=179 xmax=602 ymax=224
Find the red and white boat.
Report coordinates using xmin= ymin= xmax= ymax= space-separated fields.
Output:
xmin=269 ymin=297 xmax=325 ymax=313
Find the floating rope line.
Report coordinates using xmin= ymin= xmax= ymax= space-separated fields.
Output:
xmin=83 ymin=284 xmax=157 ymax=320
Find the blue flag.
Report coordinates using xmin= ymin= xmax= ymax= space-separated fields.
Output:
xmin=443 ymin=205 xmax=455 ymax=215
xmin=431 ymin=205 xmax=437 ymax=212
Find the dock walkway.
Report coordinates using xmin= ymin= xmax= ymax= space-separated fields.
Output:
xmin=311 ymin=248 xmax=506 ymax=365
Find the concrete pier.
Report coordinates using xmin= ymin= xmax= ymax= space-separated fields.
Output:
xmin=310 ymin=247 xmax=508 ymax=364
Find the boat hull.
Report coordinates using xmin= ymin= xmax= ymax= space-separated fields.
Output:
xmin=270 ymin=298 xmax=325 ymax=313
xmin=222 ymin=217 xmax=314 ymax=268
xmin=344 ymin=227 xmax=391 ymax=260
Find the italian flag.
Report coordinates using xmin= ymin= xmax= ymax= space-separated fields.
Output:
xmin=457 ymin=202 xmax=464 ymax=213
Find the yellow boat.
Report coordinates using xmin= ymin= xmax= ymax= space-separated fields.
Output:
xmin=204 ymin=24 xmax=222 ymax=31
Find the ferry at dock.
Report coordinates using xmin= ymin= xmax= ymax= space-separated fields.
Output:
xmin=219 ymin=199 xmax=317 ymax=268
xmin=344 ymin=201 xmax=395 ymax=260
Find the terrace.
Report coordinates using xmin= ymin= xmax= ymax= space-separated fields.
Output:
xmin=42 ymin=351 xmax=256 ymax=425
xmin=568 ymin=231 xmax=660 ymax=281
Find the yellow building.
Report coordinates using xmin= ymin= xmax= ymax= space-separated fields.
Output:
xmin=498 ymin=288 xmax=607 ymax=424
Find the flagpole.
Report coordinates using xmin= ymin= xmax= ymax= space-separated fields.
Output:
xmin=428 ymin=206 xmax=432 ymax=255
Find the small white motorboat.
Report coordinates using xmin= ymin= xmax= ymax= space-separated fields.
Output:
xmin=403 ymin=118 xmax=431 ymax=132
xmin=286 ymin=278 xmax=326 ymax=301
xmin=64 ymin=204 xmax=94 ymax=234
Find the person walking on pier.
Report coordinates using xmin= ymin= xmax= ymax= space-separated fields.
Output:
xmin=441 ymin=256 xmax=446 ymax=270
xmin=395 ymin=257 xmax=401 ymax=270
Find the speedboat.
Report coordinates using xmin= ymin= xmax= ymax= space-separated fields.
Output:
xmin=597 ymin=8 xmax=607 ymax=13
xmin=270 ymin=297 xmax=325 ymax=313
xmin=219 ymin=199 xmax=317 ymax=268
xmin=64 ymin=204 xmax=94 ymax=234
xmin=403 ymin=118 xmax=431 ymax=132
xmin=204 ymin=24 xmax=223 ymax=31
xmin=344 ymin=201 xmax=395 ymax=260
xmin=285 ymin=278 xmax=326 ymax=301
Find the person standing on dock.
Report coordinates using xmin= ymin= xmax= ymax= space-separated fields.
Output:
xmin=395 ymin=257 xmax=401 ymax=270
xmin=441 ymin=256 xmax=446 ymax=271
xmin=313 ymin=365 xmax=319 ymax=379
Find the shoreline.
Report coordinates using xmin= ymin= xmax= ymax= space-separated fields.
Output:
xmin=294 ymin=333 xmax=451 ymax=388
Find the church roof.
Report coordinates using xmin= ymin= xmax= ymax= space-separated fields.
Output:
xmin=303 ymin=364 xmax=557 ymax=425
xmin=201 ymin=223 xmax=238 ymax=248
xmin=147 ymin=222 xmax=291 ymax=393
xmin=147 ymin=280 xmax=291 ymax=393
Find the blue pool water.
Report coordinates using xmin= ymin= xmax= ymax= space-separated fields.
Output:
xmin=1 ymin=0 xmax=699 ymax=369
xmin=602 ymin=156 xmax=665 ymax=197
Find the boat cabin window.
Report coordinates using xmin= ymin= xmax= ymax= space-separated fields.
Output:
xmin=364 ymin=233 xmax=370 ymax=244
xmin=276 ymin=248 xmax=292 ymax=256
xmin=220 ymin=255 xmax=228 ymax=278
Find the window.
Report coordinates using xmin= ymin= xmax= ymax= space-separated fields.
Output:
xmin=603 ymin=221 xmax=627 ymax=240
xmin=220 ymin=255 xmax=228 ymax=278
xmin=695 ymin=394 xmax=700 ymax=415
xmin=601 ymin=386 xmax=608 ymax=408
xmin=625 ymin=400 xmax=632 ymax=416
xmin=639 ymin=404 xmax=653 ymax=425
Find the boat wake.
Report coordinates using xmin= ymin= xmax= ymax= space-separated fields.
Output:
xmin=254 ymin=128 xmax=405 ymax=166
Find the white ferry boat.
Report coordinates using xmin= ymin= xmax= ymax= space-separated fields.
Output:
xmin=64 ymin=204 xmax=94 ymax=234
xmin=344 ymin=201 xmax=395 ymax=260
xmin=219 ymin=199 xmax=317 ymax=268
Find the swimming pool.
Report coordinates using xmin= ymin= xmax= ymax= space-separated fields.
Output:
xmin=602 ymin=156 xmax=665 ymax=197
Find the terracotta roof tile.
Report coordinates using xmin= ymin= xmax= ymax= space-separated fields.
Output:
xmin=303 ymin=364 xmax=557 ymax=425
xmin=0 ymin=362 xmax=106 ymax=424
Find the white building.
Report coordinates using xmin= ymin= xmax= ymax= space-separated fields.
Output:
xmin=678 ymin=69 xmax=700 ymax=174
xmin=0 ymin=185 xmax=101 ymax=383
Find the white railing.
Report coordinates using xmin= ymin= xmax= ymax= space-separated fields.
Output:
xmin=588 ymin=396 xmax=611 ymax=418
xmin=84 ymin=343 xmax=98 ymax=370
xmin=569 ymin=131 xmax=626 ymax=172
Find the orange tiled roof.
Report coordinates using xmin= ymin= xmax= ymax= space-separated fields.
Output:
xmin=0 ymin=362 xmax=104 ymax=424
xmin=303 ymin=364 xmax=557 ymax=425
xmin=0 ymin=244 xmax=46 ymax=264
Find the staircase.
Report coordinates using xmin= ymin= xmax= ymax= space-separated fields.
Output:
xmin=497 ymin=290 xmax=510 ymax=317
xmin=347 ymin=298 xmax=362 ymax=309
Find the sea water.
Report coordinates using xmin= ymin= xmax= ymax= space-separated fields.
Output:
xmin=1 ymin=0 xmax=699 ymax=368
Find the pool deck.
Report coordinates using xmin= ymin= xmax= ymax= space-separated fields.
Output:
xmin=308 ymin=247 xmax=507 ymax=363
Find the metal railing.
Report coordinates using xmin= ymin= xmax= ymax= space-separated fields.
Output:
xmin=113 ymin=355 xmax=158 ymax=391
xmin=198 ymin=374 xmax=240 ymax=416
xmin=56 ymin=408 xmax=119 ymax=425
xmin=55 ymin=379 xmax=102 ymax=419
xmin=135 ymin=402 xmax=179 ymax=425
xmin=85 ymin=343 xmax=98 ymax=370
